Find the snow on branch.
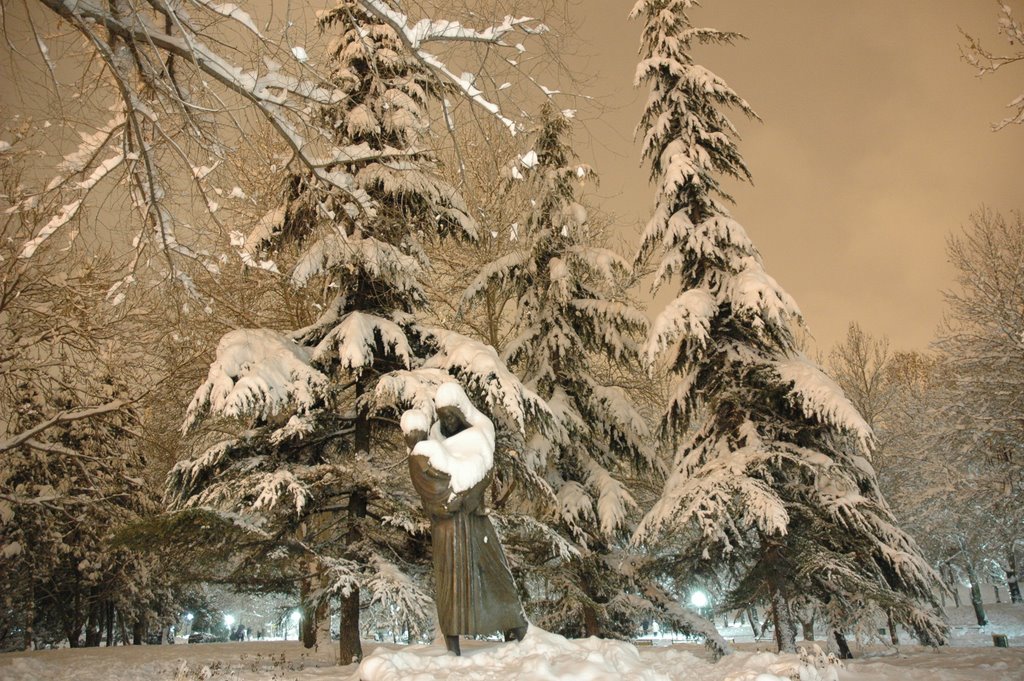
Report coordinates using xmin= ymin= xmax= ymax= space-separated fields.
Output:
xmin=633 ymin=449 xmax=789 ymax=548
xmin=583 ymin=457 xmax=637 ymax=537
xmin=183 ymin=329 xmax=329 ymax=431
xmin=0 ymin=400 xmax=127 ymax=453
xmin=960 ymin=2 xmax=1024 ymax=130
xmin=644 ymin=289 xmax=717 ymax=367
xmin=32 ymin=0 xmax=387 ymax=240
xmin=567 ymin=246 xmax=633 ymax=283
xmin=311 ymin=311 xmax=413 ymax=371
xmin=721 ymin=257 xmax=801 ymax=328
xmin=15 ymin=113 xmax=126 ymax=258
xmin=642 ymin=581 xmax=732 ymax=658
xmin=369 ymin=367 xmax=451 ymax=419
xmin=191 ymin=0 xmax=265 ymax=38
xmin=490 ymin=511 xmax=581 ymax=562
xmin=356 ymin=0 xmax=551 ymax=135
xmin=251 ymin=469 xmax=311 ymax=516
xmin=584 ymin=382 xmax=655 ymax=458
xmin=775 ymin=354 xmax=873 ymax=449
xmin=462 ymin=249 xmax=531 ymax=306
xmin=364 ymin=554 xmax=434 ymax=634
xmin=291 ymin=233 xmax=423 ymax=292
xmin=420 ymin=328 xmax=550 ymax=433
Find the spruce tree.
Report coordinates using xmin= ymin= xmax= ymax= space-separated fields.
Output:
xmin=464 ymin=106 xmax=729 ymax=649
xmin=171 ymin=2 xmax=546 ymax=663
xmin=629 ymin=0 xmax=945 ymax=652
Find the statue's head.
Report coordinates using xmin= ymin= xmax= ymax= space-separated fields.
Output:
xmin=435 ymin=382 xmax=473 ymax=437
xmin=436 ymin=405 xmax=470 ymax=437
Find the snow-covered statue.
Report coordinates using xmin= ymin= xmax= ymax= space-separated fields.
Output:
xmin=400 ymin=382 xmax=528 ymax=656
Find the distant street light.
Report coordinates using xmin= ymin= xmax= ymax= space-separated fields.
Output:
xmin=690 ymin=591 xmax=709 ymax=609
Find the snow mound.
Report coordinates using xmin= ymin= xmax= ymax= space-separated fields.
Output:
xmin=353 ymin=628 xmax=688 ymax=681
xmin=351 ymin=628 xmax=812 ymax=681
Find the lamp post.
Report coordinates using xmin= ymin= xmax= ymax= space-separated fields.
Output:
xmin=690 ymin=591 xmax=710 ymax=620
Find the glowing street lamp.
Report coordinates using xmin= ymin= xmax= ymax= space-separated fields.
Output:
xmin=225 ymin=614 xmax=236 ymax=629
xmin=690 ymin=591 xmax=709 ymax=609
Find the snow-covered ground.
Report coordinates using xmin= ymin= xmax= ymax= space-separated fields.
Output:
xmin=2 ymin=605 xmax=1021 ymax=681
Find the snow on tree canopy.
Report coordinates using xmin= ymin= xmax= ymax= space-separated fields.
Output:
xmin=776 ymin=354 xmax=873 ymax=450
xmin=421 ymin=328 xmax=547 ymax=432
xmin=644 ymin=289 xmax=717 ymax=365
xmin=183 ymin=329 xmax=327 ymax=430
xmin=311 ymin=311 xmax=413 ymax=372
xmin=291 ymin=233 xmax=423 ymax=292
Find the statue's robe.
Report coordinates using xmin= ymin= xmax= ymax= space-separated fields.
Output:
xmin=408 ymin=454 xmax=526 ymax=636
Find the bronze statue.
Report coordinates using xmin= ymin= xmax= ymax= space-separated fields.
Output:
xmin=401 ymin=383 xmax=528 ymax=656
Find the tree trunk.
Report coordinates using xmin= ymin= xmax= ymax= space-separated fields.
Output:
xmin=769 ymin=587 xmax=796 ymax=653
xmin=300 ymin=577 xmax=318 ymax=649
xmin=23 ymin=578 xmax=35 ymax=651
xmin=66 ymin=625 xmax=82 ymax=648
xmin=993 ymin=585 xmax=1002 ymax=603
xmin=105 ymin=601 xmax=115 ymax=646
xmin=316 ymin=598 xmax=331 ymax=647
xmin=338 ymin=588 xmax=362 ymax=665
xmin=800 ymin=619 xmax=815 ymax=641
xmin=760 ymin=538 xmax=796 ymax=653
xmin=300 ymin=582 xmax=331 ymax=649
xmin=85 ymin=595 xmax=103 ymax=647
xmin=942 ymin=562 xmax=961 ymax=608
xmin=1007 ymin=546 xmax=1022 ymax=603
xmin=66 ymin=583 xmax=83 ymax=647
xmin=965 ymin=560 xmax=989 ymax=626
xmin=338 ymin=483 xmax=368 ymax=664
xmin=119 ymin=614 xmax=131 ymax=645
xmin=886 ymin=609 xmax=899 ymax=645
xmin=746 ymin=606 xmax=760 ymax=638
xmin=336 ymin=389 xmax=374 ymax=664
xmin=582 ymin=602 xmax=601 ymax=638
xmin=832 ymin=629 xmax=853 ymax=659
xmin=133 ymin=616 xmax=146 ymax=645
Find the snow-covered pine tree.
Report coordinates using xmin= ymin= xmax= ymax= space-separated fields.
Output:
xmin=464 ymin=104 xmax=670 ymax=642
xmin=466 ymin=105 xmax=652 ymax=536
xmin=629 ymin=0 xmax=946 ymax=652
xmin=170 ymin=2 xmax=548 ymax=664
